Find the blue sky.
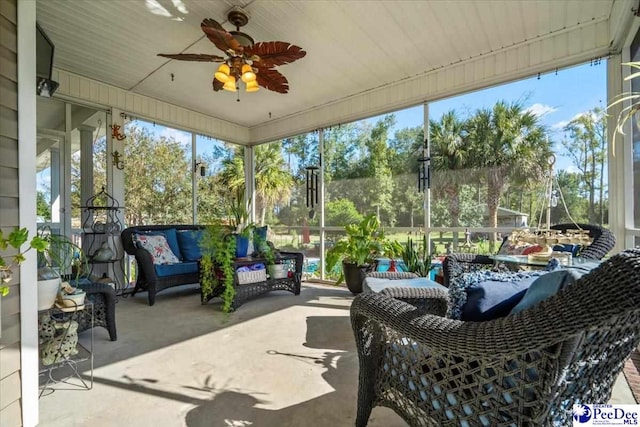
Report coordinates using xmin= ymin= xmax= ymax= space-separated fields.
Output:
xmin=388 ymin=61 xmax=607 ymax=172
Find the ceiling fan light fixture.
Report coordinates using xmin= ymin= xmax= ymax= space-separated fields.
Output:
xmin=241 ymin=64 xmax=256 ymax=83
xmin=245 ymin=80 xmax=259 ymax=92
xmin=214 ymin=63 xmax=230 ymax=83
xmin=223 ymin=75 xmax=237 ymax=92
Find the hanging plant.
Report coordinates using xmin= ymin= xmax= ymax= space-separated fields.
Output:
xmin=199 ymin=222 xmax=237 ymax=313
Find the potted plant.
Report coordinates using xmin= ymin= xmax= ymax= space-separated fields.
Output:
xmin=326 ymin=214 xmax=386 ymax=294
xmin=401 ymin=234 xmax=433 ymax=278
xmin=37 ymin=232 xmax=87 ymax=310
xmin=0 ymin=227 xmax=49 ymax=297
xmin=199 ymin=222 xmax=237 ymax=313
xmin=228 ymin=188 xmax=252 ymax=257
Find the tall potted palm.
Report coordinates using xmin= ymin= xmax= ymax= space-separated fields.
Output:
xmin=326 ymin=214 xmax=386 ymax=294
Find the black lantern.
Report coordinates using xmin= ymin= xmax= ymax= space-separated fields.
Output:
xmin=305 ymin=166 xmax=319 ymax=208
xmin=417 ymin=156 xmax=430 ymax=192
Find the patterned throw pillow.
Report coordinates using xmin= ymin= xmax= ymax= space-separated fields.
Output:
xmin=134 ymin=234 xmax=180 ymax=265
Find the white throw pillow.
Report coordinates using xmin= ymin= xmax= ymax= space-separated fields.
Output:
xmin=135 ymin=234 xmax=180 ymax=265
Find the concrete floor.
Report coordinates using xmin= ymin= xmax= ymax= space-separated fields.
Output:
xmin=38 ymin=282 xmax=635 ymax=426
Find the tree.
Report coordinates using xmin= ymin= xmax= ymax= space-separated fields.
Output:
xmin=360 ymin=115 xmax=396 ymax=225
xmin=124 ymin=126 xmax=193 ymax=225
xmin=325 ymin=199 xmax=364 ymax=227
xmin=466 ymin=101 xmax=552 ymax=249
xmin=561 ymin=107 xmax=607 ymax=224
xmin=37 ymin=191 xmax=51 ymax=221
xmin=389 ymin=126 xmax=424 ymax=227
xmin=430 ymin=110 xmax=469 ymax=234
xmin=254 ymin=143 xmax=294 ymax=225
xmin=218 ymin=143 xmax=294 ymax=226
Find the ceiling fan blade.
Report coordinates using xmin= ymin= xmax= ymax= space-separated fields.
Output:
xmin=212 ymin=78 xmax=224 ymax=92
xmin=246 ymin=42 xmax=306 ymax=68
xmin=201 ymin=18 xmax=243 ymax=54
xmin=158 ymin=53 xmax=225 ymax=62
xmin=256 ymin=68 xmax=290 ymax=94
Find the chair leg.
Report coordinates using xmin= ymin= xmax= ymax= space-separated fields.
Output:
xmin=356 ymin=397 xmax=374 ymax=427
xmin=148 ymin=290 xmax=156 ymax=306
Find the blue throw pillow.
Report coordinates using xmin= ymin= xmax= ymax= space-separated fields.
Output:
xmin=136 ymin=229 xmax=181 ymax=261
xmin=176 ymin=230 xmax=204 ymax=262
xmin=510 ymin=260 xmax=601 ymax=314
xmin=552 ymin=243 xmax=582 ymax=257
xmin=461 ymin=275 xmax=539 ymax=321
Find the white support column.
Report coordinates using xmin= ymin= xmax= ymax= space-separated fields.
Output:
xmin=60 ymin=117 xmax=71 ymax=238
xmin=607 ymin=48 xmax=633 ymax=253
xmin=79 ymin=124 xmax=96 ymax=228
xmin=423 ymin=103 xmax=431 ymax=252
xmin=192 ymin=133 xmax=198 ymax=224
xmin=17 ymin=1 xmax=39 ymax=425
xmin=109 ymin=109 xmax=125 ymax=220
xmin=319 ymin=129 xmax=326 ymax=280
xmin=50 ymin=147 xmax=61 ymax=226
xmin=107 ymin=109 xmax=125 ymax=287
xmin=244 ymin=146 xmax=256 ymax=223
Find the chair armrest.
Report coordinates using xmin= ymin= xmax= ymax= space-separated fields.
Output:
xmin=379 ymin=286 xmax=449 ymax=316
xmin=132 ymin=247 xmax=159 ymax=283
xmin=442 ymin=253 xmax=494 ymax=287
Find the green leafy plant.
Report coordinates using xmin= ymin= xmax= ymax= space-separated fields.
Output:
xmin=326 ymin=214 xmax=386 ymax=284
xmin=401 ymin=235 xmax=433 ymax=277
xmin=36 ymin=230 xmax=87 ymax=284
xmin=228 ymin=187 xmax=250 ymax=234
xmin=0 ymin=228 xmax=49 ymax=296
xmin=199 ymin=222 xmax=237 ymax=313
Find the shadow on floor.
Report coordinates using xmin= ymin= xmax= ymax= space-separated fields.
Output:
xmin=84 ymin=283 xmax=354 ymax=371
xmin=184 ymin=315 xmax=361 ymax=427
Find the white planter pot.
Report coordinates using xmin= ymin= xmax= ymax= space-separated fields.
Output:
xmin=268 ymin=264 xmax=289 ymax=279
xmin=38 ymin=278 xmax=60 ymax=311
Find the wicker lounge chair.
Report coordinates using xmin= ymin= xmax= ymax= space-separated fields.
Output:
xmin=351 ymin=247 xmax=640 ymax=426
xmin=442 ymin=223 xmax=616 ymax=288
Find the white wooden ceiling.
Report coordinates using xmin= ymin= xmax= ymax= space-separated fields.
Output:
xmin=36 ymin=0 xmax=626 ymax=142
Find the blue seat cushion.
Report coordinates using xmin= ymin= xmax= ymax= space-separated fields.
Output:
xmin=154 ymin=261 xmax=199 ymax=277
xmin=363 ymin=277 xmax=445 ymax=293
xmin=176 ymin=229 xmax=204 ymax=261
xmin=136 ymin=228 xmax=181 ymax=260
xmin=510 ymin=260 xmax=601 ymax=314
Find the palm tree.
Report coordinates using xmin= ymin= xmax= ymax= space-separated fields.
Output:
xmin=429 ymin=110 xmax=470 ymax=233
xmin=466 ymin=101 xmax=552 ymax=249
xmin=218 ymin=143 xmax=294 ymax=225
xmin=254 ymin=143 xmax=293 ymax=225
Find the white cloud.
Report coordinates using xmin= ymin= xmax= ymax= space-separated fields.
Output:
xmin=551 ymin=111 xmax=593 ymax=131
xmin=551 ymin=120 xmax=570 ymax=131
xmin=526 ymin=103 xmax=557 ymax=118
xmin=160 ymin=128 xmax=191 ymax=146
xmin=564 ymin=165 xmax=580 ymax=174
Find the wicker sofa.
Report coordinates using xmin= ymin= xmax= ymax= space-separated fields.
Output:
xmin=122 ymin=225 xmax=205 ymax=306
xmin=351 ymin=247 xmax=640 ymax=426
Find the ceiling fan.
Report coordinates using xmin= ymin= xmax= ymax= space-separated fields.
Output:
xmin=158 ymin=7 xmax=306 ymax=94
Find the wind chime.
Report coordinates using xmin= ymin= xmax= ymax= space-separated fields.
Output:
xmin=417 ymin=139 xmax=430 ymax=192
xmin=305 ymin=166 xmax=319 ymax=218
